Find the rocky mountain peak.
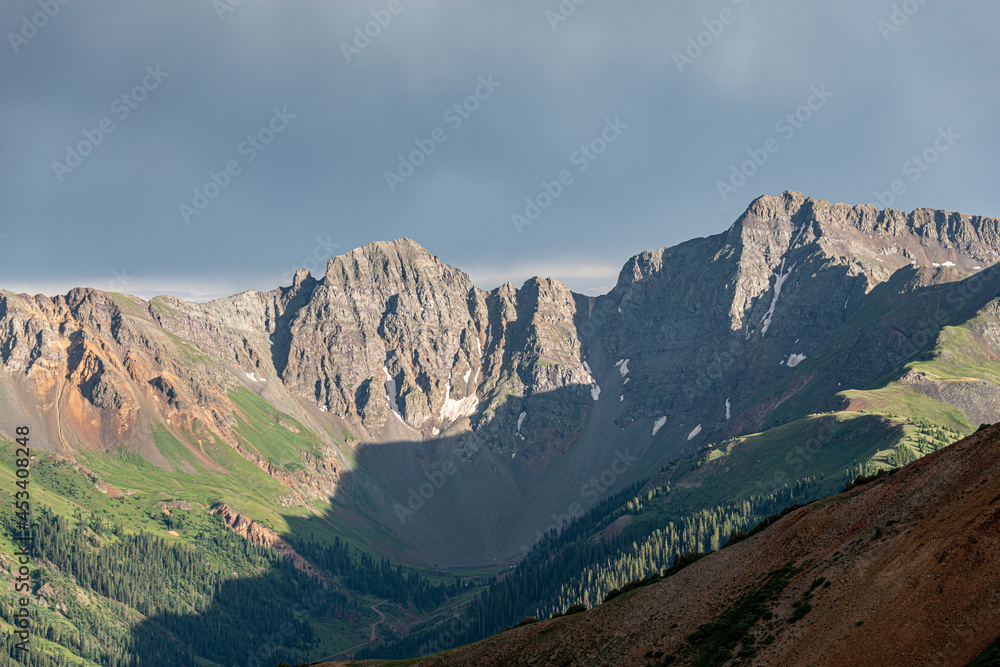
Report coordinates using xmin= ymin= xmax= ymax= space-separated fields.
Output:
xmin=323 ymin=237 xmax=471 ymax=291
xmin=739 ymin=190 xmax=1000 ymax=267
xmin=742 ymin=189 xmax=808 ymax=221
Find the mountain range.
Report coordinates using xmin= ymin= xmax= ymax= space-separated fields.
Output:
xmin=3 ymin=190 xmax=1000 ymax=664
xmin=4 ymin=191 xmax=1000 ymax=566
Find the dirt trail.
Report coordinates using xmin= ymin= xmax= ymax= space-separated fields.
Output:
xmin=54 ymin=381 xmax=68 ymax=451
xmin=317 ymin=600 xmax=387 ymax=662
xmin=369 ymin=600 xmax=386 ymax=641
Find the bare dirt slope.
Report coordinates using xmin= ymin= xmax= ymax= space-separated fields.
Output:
xmin=328 ymin=423 xmax=1000 ymax=666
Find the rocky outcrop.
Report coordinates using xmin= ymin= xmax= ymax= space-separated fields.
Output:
xmin=209 ymin=503 xmax=284 ymax=548
xmin=208 ymin=504 xmax=323 ymax=579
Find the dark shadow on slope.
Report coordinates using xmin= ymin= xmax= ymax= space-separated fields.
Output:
xmin=125 ymin=561 xmax=334 ymax=667
xmin=318 ymin=388 xmax=671 ymax=568
xmin=270 ymin=273 xmax=319 ymax=379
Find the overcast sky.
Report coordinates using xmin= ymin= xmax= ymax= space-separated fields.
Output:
xmin=2 ymin=1 xmax=997 ymax=300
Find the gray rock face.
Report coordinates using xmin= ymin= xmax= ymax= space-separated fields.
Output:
xmin=258 ymin=239 xmax=597 ymax=456
xmin=598 ymin=191 xmax=1000 ymax=436
xmin=280 ymin=238 xmax=486 ymax=431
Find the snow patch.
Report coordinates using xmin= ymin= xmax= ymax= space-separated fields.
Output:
xmin=760 ymin=260 xmax=795 ymax=337
xmin=383 ymin=366 xmax=404 ymax=421
xmin=786 ymin=353 xmax=807 ymax=368
xmin=581 ymin=360 xmax=601 ymax=401
xmin=245 ymin=371 xmax=267 ymax=383
xmin=942 ymin=261 xmax=956 ymax=267
xmin=617 ymin=359 xmax=630 ymax=377
xmin=687 ymin=424 xmax=702 ymax=441
xmin=439 ymin=373 xmax=479 ymax=424
xmin=725 ymin=398 xmax=731 ymax=420
xmin=974 ymin=266 xmax=983 ymax=270
xmin=652 ymin=416 xmax=667 ymax=436
xmin=245 ymin=372 xmax=257 ymax=383
xmin=517 ymin=411 xmax=526 ymax=433
xmin=790 ymin=220 xmax=808 ymax=247
xmin=620 ymin=395 xmax=624 ymax=402
xmin=462 ymin=363 xmax=472 ymax=384
xmin=623 ymin=378 xmax=630 ymax=385
xmin=440 ymin=394 xmax=479 ymax=423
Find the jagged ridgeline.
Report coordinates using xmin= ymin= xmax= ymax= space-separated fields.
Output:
xmin=2 ymin=191 xmax=1000 ymax=665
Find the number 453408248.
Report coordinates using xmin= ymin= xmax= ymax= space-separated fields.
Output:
xmin=14 ymin=426 xmax=30 ymax=491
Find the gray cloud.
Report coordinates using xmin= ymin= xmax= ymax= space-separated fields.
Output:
xmin=1 ymin=0 xmax=997 ymax=300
